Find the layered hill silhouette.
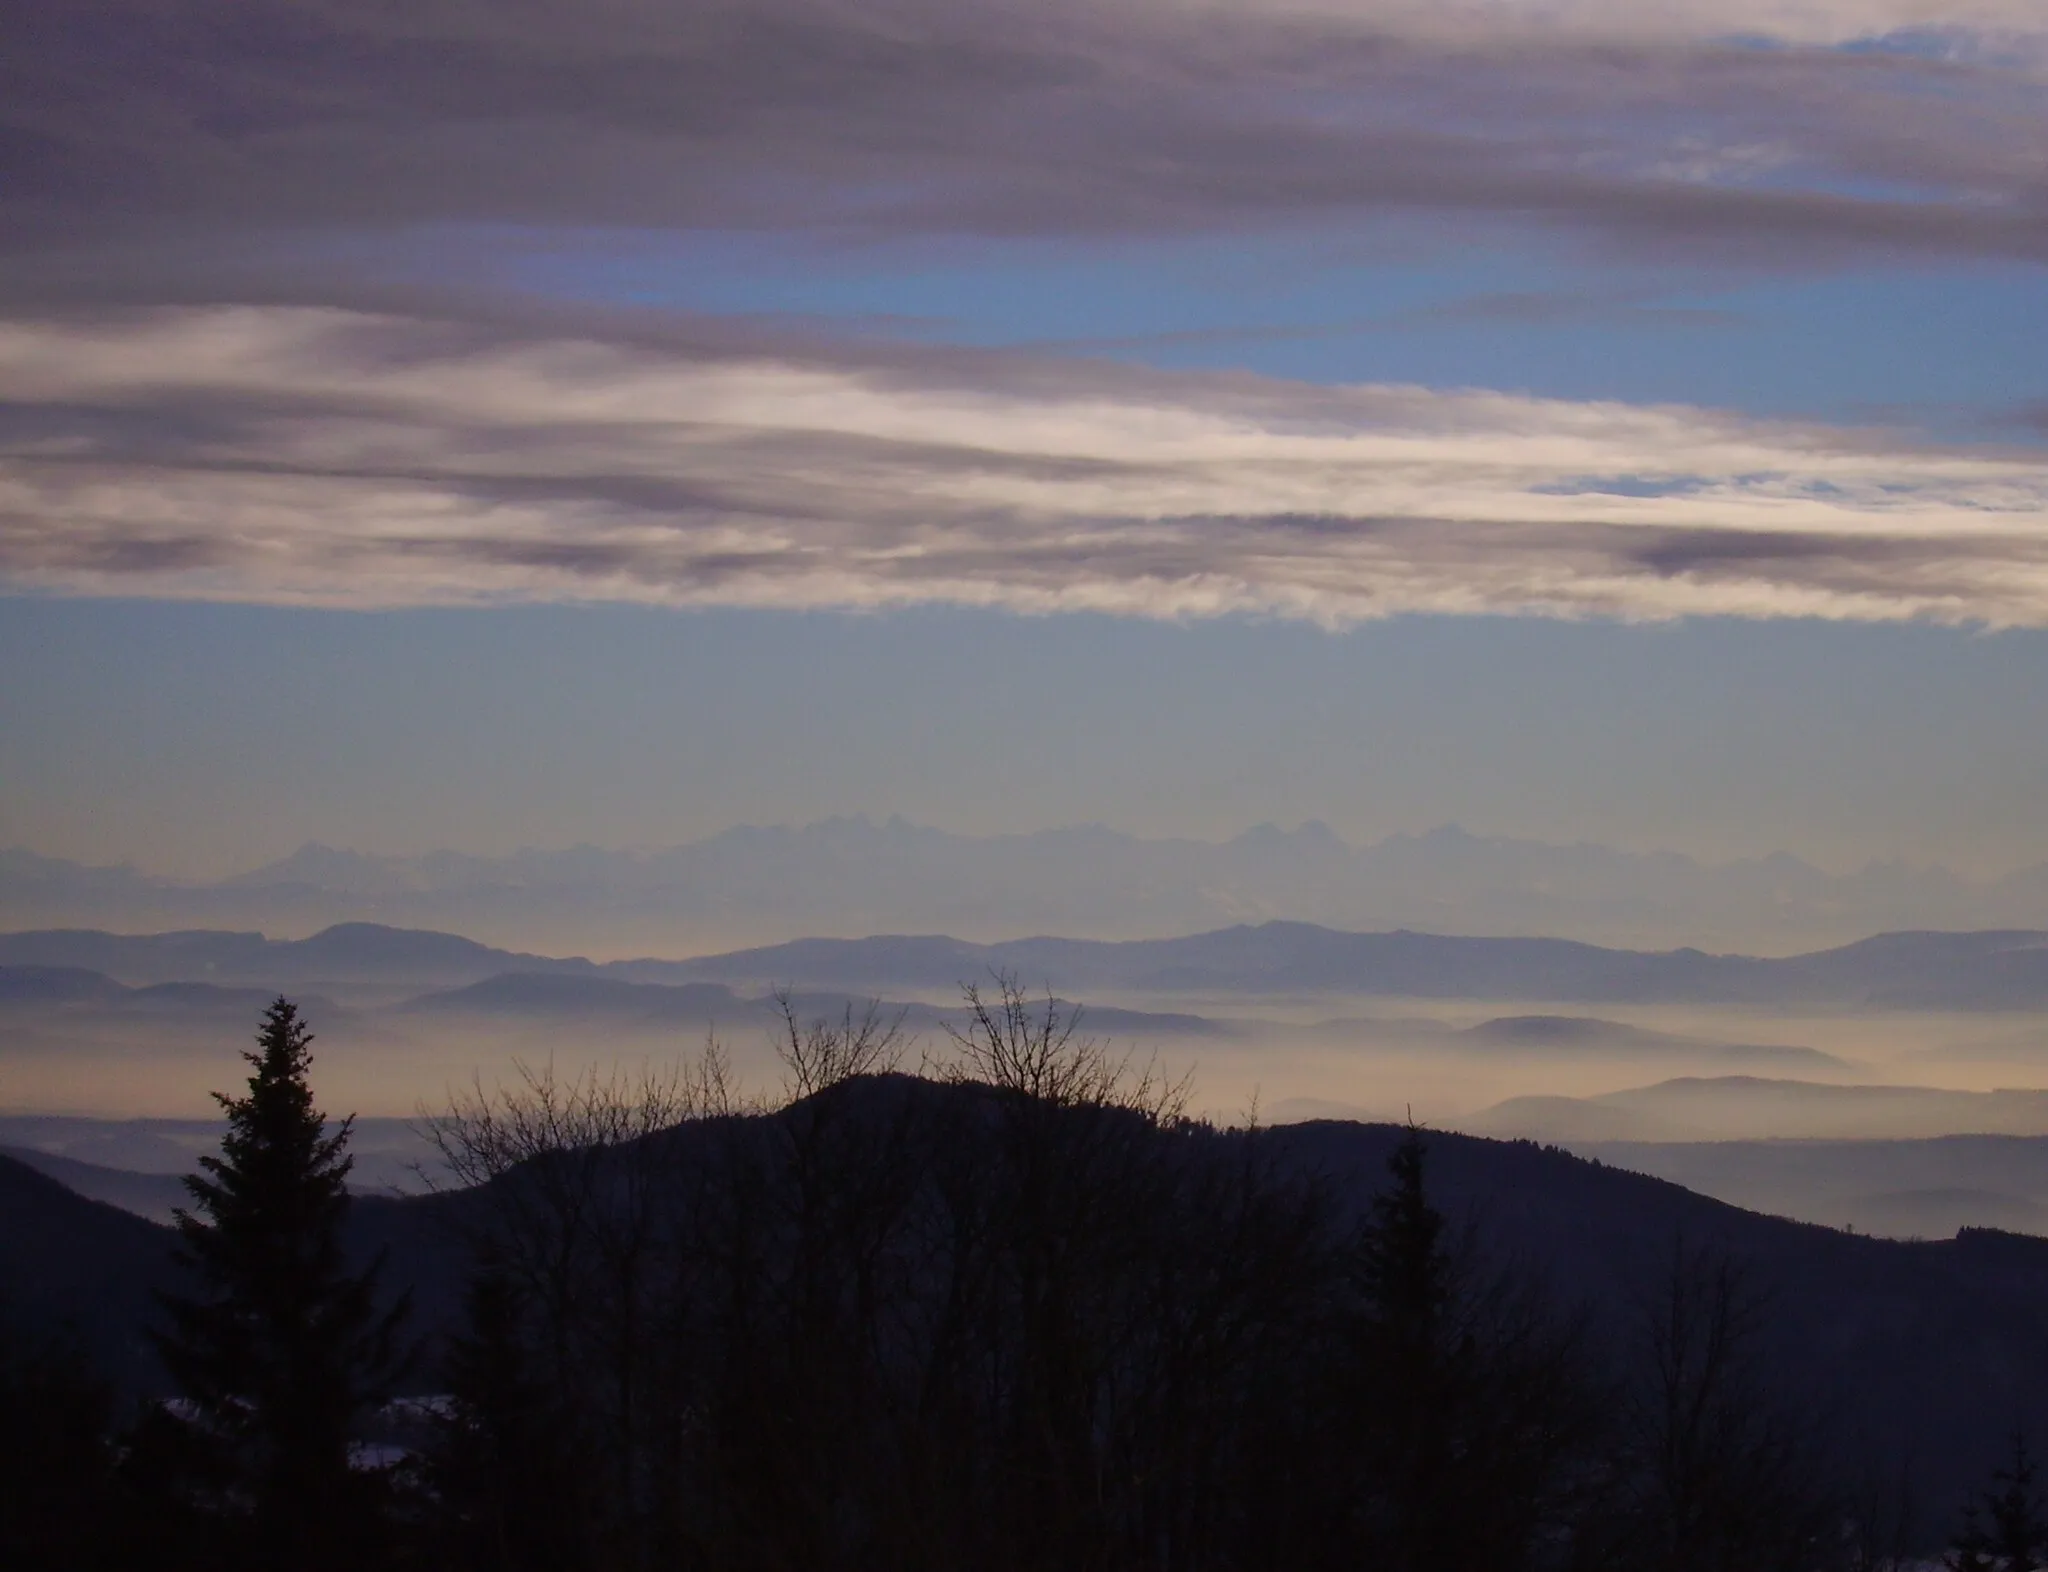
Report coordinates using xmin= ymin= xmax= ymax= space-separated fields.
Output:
xmin=0 ymin=1153 xmax=177 ymax=1392
xmin=396 ymin=971 xmax=1227 ymax=1039
xmin=0 ymin=923 xmax=570 ymax=995
xmin=1564 ymin=1135 xmax=2048 ymax=1240
xmin=0 ymin=1146 xmax=193 ymax=1223
xmin=1436 ymin=1013 xmax=1845 ymax=1069
xmin=1469 ymin=1076 xmax=2048 ymax=1142
xmin=0 ymin=1115 xmax=441 ymax=1200
xmin=657 ymin=924 xmax=2048 ymax=1007
xmin=6 ymin=919 xmax=2048 ymax=1008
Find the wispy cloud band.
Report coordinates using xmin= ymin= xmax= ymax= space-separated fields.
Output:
xmin=4 ymin=306 xmax=2043 ymax=624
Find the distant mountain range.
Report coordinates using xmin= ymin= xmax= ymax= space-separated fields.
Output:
xmin=0 ymin=1114 xmax=443 ymax=1201
xmin=1567 ymin=1135 xmax=2048 ymax=1241
xmin=1447 ymin=1014 xmax=1844 ymax=1070
xmin=8 ymin=817 xmax=2048 ymax=954
xmin=5 ymin=919 xmax=2048 ymax=1009
xmin=0 ymin=1145 xmax=196 ymax=1224
xmin=1466 ymin=1077 xmax=2048 ymax=1143
xmin=660 ymin=924 xmax=2048 ymax=1008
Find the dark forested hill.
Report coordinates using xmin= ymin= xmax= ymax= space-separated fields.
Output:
xmin=1269 ymin=1118 xmax=2048 ymax=1515
xmin=0 ymin=1154 xmax=176 ymax=1391
xmin=8 ymin=1085 xmax=2047 ymax=1530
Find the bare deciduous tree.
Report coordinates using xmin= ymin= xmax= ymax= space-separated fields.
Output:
xmin=421 ymin=1043 xmax=739 ymax=1566
xmin=944 ymin=970 xmax=1189 ymax=1120
xmin=772 ymin=990 xmax=909 ymax=1101
xmin=1603 ymin=1237 xmax=1840 ymax=1572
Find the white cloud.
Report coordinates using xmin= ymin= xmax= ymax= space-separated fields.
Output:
xmin=3 ymin=306 xmax=2043 ymax=625
xmin=1344 ymin=1 xmax=2048 ymax=44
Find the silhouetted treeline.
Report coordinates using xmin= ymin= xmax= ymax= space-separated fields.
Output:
xmin=9 ymin=984 xmax=2039 ymax=1570
xmin=401 ymin=981 xmax=1902 ymax=1572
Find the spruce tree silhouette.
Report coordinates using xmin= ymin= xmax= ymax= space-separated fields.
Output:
xmin=154 ymin=997 xmax=408 ymax=1571
xmin=1351 ymin=1126 xmax=1460 ymax=1570
xmin=1344 ymin=1126 xmax=1600 ymax=1572
xmin=432 ymin=1253 xmax=587 ymax=1572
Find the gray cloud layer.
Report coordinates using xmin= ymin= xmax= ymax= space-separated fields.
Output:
xmin=4 ymin=4 xmax=2042 ymax=623
xmin=4 ymin=304 xmax=2044 ymax=624
xmin=3 ymin=0 xmax=2047 ymax=288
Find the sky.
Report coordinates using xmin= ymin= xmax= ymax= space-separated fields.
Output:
xmin=3 ymin=0 xmax=2048 ymax=884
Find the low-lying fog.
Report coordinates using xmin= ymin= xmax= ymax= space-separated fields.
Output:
xmin=9 ymin=986 xmax=2047 ymax=1125
xmin=6 ymin=963 xmax=2048 ymax=1239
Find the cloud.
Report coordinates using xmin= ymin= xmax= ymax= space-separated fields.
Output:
xmin=2 ymin=0 xmax=2046 ymax=296
xmin=3 ymin=304 xmax=2044 ymax=625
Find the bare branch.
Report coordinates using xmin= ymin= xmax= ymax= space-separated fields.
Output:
xmin=772 ymin=990 xmax=909 ymax=1104
xmin=942 ymin=969 xmax=1190 ymax=1123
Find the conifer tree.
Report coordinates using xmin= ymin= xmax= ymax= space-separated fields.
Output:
xmin=1350 ymin=1127 xmax=1461 ymax=1569
xmin=155 ymin=997 xmax=408 ymax=1571
xmin=431 ymin=1255 xmax=588 ymax=1572
xmin=1346 ymin=1128 xmax=1599 ymax=1572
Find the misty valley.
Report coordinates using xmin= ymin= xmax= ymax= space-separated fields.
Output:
xmin=12 ymin=0 xmax=2048 ymax=1563
xmin=8 ymin=919 xmax=2048 ymax=1567
xmin=8 ymin=920 xmax=2048 ymax=1238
